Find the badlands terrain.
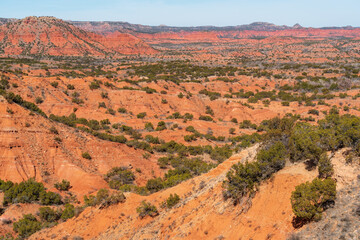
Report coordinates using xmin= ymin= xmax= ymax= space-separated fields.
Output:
xmin=0 ymin=16 xmax=359 ymax=239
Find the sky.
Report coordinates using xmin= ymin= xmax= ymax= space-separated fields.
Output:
xmin=0 ymin=0 xmax=359 ymax=27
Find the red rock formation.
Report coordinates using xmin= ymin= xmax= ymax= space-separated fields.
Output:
xmin=0 ymin=16 xmax=157 ymax=56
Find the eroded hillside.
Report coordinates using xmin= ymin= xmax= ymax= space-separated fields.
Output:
xmin=0 ymin=16 xmax=360 ymax=240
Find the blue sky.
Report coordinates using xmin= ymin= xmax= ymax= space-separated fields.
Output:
xmin=0 ymin=0 xmax=358 ymax=27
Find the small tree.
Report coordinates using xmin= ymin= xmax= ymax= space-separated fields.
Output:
xmin=291 ymin=178 xmax=336 ymax=222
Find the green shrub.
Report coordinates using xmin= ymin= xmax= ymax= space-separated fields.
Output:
xmin=13 ymin=214 xmax=41 ymax=238
xmin=49 ymin=126 xmax=58 ymax=134
xmin=106 ymin=108 xmax=116 ymax=115
xmin=39 ymin=207 xmax=60 ymax=222
xmin=106 ymin=167 xmax=135 ymax=189
xmin=54 ymin=179 xmax=71 ymax=191
xmin=289 ymin=123 xmax=323 ymax=163
xmin=82 ymin=152 xmax=92 ymax=160
xmin=166 ymin=193 xmax=180 ymax=208
xmin=3 ymin=179 xmax=45 ymax=206
xmin=229 ymin=128 xmax=236 ymax=135
xmin=205 ymin=106 xmax=214 ymax=116
xmin=89 ymin=81 xmax=101 ymax=90
xmin=50 ymin=82 xmax=58 ymax=88
xmin=39 ymin=191 xmax=62 ymax=205
xmin=145 ymin=122 xmax=154 ymax=131
xmin=67 ymin=84 xmax=75 ymax=90
xmin=137 ymin=112 xmax=147 ymax=119
xmin=199 ymin=115 xmax=213 ymax=121
xmin=223 ymin=142 xmax=286 ymax=203
xmin=318 ymin=154 xmax=334 ymax=178
xmin=156 ymin=121 xmax=167 ymax=131
xmin=291 ymin=178 xmax=336 ymax=221
xmin=117 ymin=107 xmax=127 ymax=113
xmin=136 ymin=201 xmax=159 ymax=218
xmin=308 ymin=109 xmax=319 ymax=116
xmin=98 ymin=102 xmax=106 ymax=108
xmin=60 ymin=204 xmax=75 ymax=220
xmin=35 ymin=97 xmax=43 ymax=104
xmin=146 ymin=178 xmax=164 ymax=193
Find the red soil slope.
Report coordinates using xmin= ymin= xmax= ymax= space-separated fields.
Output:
xmin=30 ymin=145 xmax=317 ymax=240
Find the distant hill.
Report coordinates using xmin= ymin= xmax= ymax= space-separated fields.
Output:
xmin=0 ymin=16 xmax=157 ymax=56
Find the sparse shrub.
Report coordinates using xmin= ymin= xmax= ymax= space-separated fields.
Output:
xmin=67 ymin=84 xmax=75 ymax=90
xmin=229 ymin=128 xmax=236 ymax=135
xmin=106 ymin=108 xmax=116 ymax=115
xmin=89 ymin=80 xmax=101 ymax=90
xmin=156 ymin=121 xmax=167 ymax=131
xmin=54 ymin=179 xmax=71 ymax=191
xmin=318 ymin=154 xmax=334 ymax=178
xmin=49 ymin=126 xmax=58 ymax=134
xmin=308 ymin=109 xmax=319 ymax=116
xmin=166 ymin=193 xmax=180 ymax=208
xmin=136 ymin=201 xmax=159 ymax=218
xmin=35 ymin=97 xmax=43 ymax=104
xmin=145 ymin=122 xmax=154 ymax=131
xmin=101 ymin=92 xmax=108 ymax=99
xmin=82 ymin=152 xmax=91 ymax=160
xmin=239 ymin=120 xmax=257 ymax=129
xmin=137 ymin=112 xmax=147 ymax=119
xmin=98 ymin=102 xmax=106 ymax=108
xmin=117 ymin=107 xmax=127 ymax=113
xmin=50 ymin=82 xmax=58 ymax=88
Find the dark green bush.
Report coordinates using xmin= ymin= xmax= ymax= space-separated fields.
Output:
xmin=199 ymin=115 xmax=213 ymax=121
xmin=137 ymin=112 xmax=147 ymax=119
xmin=82 ymin=152 xmax=92 ymax=160
xmin=3 ymin=179 xmax=45 ymax=206
xmin=223 ymin=142 xmax=286 ymax=203
xmin=106 ymin=167 xmax=135 ymax=190
xmin=39 ymin=207 xmax=60 ymax=222
xmin=39 ymin=191 xmax=62 ymax=205
xmin=146 ymin=178 xmax=164 ymax=193
xmin=291 ymin=178 xmax=336 ymax=221
xmin=117 ymin=107 xmax=127 ymax=113
xmin=13 ymin=214 xmax=41 ymax=238
xmin=60 ymin=204 xmax=75 ymax=220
